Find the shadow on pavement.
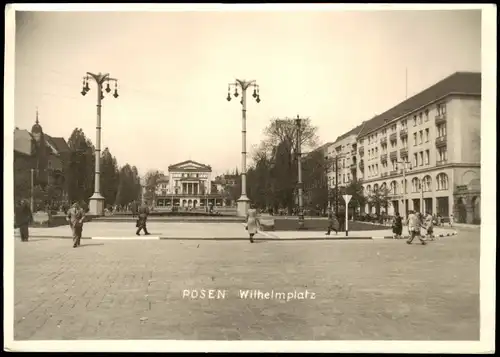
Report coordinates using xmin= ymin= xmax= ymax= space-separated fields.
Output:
xmin=24 ymin=238 xmax=49 ymax=242
xmin=79 ymin=243 xmax=105 ymax=248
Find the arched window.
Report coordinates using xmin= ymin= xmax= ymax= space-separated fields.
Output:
xmin=411 ymin=177 xmax=421 ymax=193
xmin=380 ymin=183 xmax=387 ymax=193
xmin=390 ymin=180 xmax=398 ymax=195
xmin=401 ymin=179 xmax=407 ymax=194
xmin=436 ymin=173 xmax=449 ymax=191
xmin=422 ymin=175 xmax=432 ymax=192
xmin=373 ymin=183 xmax=379 ymax=192
xmin=366 ymin=185 xmax=372 ymax=195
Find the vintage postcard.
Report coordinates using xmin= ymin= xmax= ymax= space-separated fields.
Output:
xmin=4 ymin=3 xmax=496 ymax=353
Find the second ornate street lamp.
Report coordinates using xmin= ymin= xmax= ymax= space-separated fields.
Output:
xmin=226 ymin=79 xmax=260 ymax=217
xmin=80 ymin=72 xmax=119 ymax=216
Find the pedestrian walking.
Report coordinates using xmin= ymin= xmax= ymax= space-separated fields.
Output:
xmin=67 ymin=202 xmax=86 ymax=248
xmin=392 ymin=212 xmax=403 ymax=239
xmin=424 ymin=212 xmax=435 ymax=240
xmin=449 ymin=214 xmax=454 ymax=227
xmin=325 ymin=209 xmax=339 ymax=235
xmin=136 ymin=204 xmax=151 ymax=236
xmin=246 ymin=204 xmax=260 ymax=243
xmin=406 ymin=210 xmax=426 ymax=245
xmin=15 ymin=199 xmax=33 ymax=242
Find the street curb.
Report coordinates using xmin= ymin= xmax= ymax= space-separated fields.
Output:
xmin=16 ymin=231 xmax=458 ymax=241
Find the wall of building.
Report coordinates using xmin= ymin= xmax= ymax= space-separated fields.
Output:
xmin=449 ymin=97 xmax=481 ymax=164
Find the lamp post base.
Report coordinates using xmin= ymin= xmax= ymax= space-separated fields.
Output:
xmin=237 ymin=196 xmax=250 ymax=217
xmin=89 ymin=193 xmax=105 ymax=216
xmin=298 ymin=213 xmax=305 ymax=230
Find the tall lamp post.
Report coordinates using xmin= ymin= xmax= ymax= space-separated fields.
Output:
xmin=226 ymin=79 xmax=260 ymax=217
xmin=80 ymin=72 xmax=119 ymax=216
xmin=295 ymin=115 xmax=305 ymax=229
xmin=396 ymin=160 xmax=412 ymax=218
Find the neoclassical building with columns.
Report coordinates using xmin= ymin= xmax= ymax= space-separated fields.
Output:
xmin=326 ymin=72 xmax=481 ymax=224
xmin=153 ymin=160 xmax=226 ymax=209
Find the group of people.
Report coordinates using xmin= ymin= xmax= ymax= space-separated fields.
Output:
xmin=391 ymin=211 xmax=446 ymax=245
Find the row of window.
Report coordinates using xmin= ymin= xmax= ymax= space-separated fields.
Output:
xmin=365 ymin=147 xmax=449 ymax=178
xmin=365 ymin=173 xmax=449 ymax=195
xmin=360 ymin=102 xmax=447 ymax=146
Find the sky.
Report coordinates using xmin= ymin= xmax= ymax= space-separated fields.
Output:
xmin=14 ymin=7 xmax=482 ymax=177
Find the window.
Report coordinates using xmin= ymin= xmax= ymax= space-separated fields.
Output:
xmin=422 ymin=176 xmax=432 ymax=192
xmin=376 ymin=164 xmax=379 ymax=175
xmin=413 ymin=115 xmax=417 ymax=126
xmin=343 ymin=159 xmax=345 ymax=168
xmin=437 ymin=103 xmax=447 ymax=116
xmin=418 ymin=112 xmax=423 ymax=125
xmin=425 ymin=128 xmax=429 ymax=142
xmin=413 ymin=133 xmax=417 ymax=146
xmin=347 ymin=173 xmax=350 ymax=182
xmin=390 ymin=181 xmax=398 ymax=195
xmin=413 ymin=153 xmax=418 ymax=167
xmin=419 ymin=152 xmax=424 ymax=166
xmin=419 ymin=130 xmax=423 ymax=145
xmin=425 ymin=150 xmax=430 ymax=165
xmin=391 ymin=160 xmax=397 ymax=171
xmin=425 ymin=109 xmax=429 ymax=122
xmin=343 ymin=174 xmax=346 ymax=183
xmin=437 ymin=147 xmax=448 ymax=162
xmin=437 ymin=123 xmax=447 ymax=137
xmin=375 ymin=147 xmax=378 ymax=156
xmin=436 ymin=173 xmax=449 ymax=190
xmin=411 ymin=178 xmax=421 ymax=193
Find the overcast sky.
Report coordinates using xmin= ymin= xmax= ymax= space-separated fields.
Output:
xmin=14 ymin=7 xmax=481 ymax=177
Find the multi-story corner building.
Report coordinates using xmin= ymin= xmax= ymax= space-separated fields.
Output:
xmin=153 ymin=160 xmax=225 ymax=209
xmin=326 ymin=122 xmax=366 ymax=190
xmin=354 ymin=71 xmax=481 ymax=223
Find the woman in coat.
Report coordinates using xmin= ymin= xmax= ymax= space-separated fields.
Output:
xmin=246 ymin=204 xmax=260 ymax=243
xmin=392 ymin=212 xmax=403 ymax=239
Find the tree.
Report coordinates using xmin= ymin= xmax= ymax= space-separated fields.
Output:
xmin=270 ymin=139 xmax=296 ymax=213
xmin=67 ymin=128 xmax=95 ymax=204
xmin=100 ymin=147 xmax=120 ymax=207
xmin=143 ymin=169 xmax=164 ymax=206
xmin=302 ymin=150 xmax=329 ymax=213
xmin=369 ymin=186 xmax=391 ymax=215
xmin=344 ymin=179 xmax=366 ymax=217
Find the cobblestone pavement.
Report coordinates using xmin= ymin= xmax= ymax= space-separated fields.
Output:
xmin=13 ymin=230 xmax=479 ymax=341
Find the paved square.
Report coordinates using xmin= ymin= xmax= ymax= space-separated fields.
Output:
xmin=13 ymin=230 xmax=479 ymax=340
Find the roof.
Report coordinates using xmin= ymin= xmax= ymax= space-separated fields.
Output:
xmin=334 ymin=122 xmax=366 ymax=143
xmin=14 ymin=129 xmax=33 ymax=155
xmin=168 ymin=160 xmax=212 ymax=172
xmin=45 ymin=135 xmax=70 ymax=153
xmin=358 ymin=71 xmax=481 ymax=138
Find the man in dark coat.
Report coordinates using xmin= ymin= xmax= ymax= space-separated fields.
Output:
xmin=67 ymin=202 xmax=86 ymax=248
xmin=136 ymin=204 xmax=151 ymax=235
xmin=15 ymin=200 xmax=33 ymax=242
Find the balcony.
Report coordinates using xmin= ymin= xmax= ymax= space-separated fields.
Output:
xmin=390 ymin=169 xmax=399 ymax=176
xmin=399 ymin=147 xmax=408 ymax=158
xmin=435 ymin=113 xmax=447 ymax=125
xmin=380 ymin=137 xmax=387 ymax=145
xmin=358 ymin=146 xmax=364 ymax=156
xmin=435 ymin=136 xmax=447 ymax=148
xmin=389 ymin=132 xmax=397 ymax=142
xmin=381 ymin=172 xmax=388 ymax=178
xmin=389 ymin=151 xmax=398 ymax=160
xmin=436 ymin=160 xmax=448 ymax=166
xmin=399 ymin=128 xmax=408 ymax=138
xmin=380 ymin=153 xmax=388 ymax=163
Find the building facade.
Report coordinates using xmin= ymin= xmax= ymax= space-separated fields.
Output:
xmin=14 ymin=111 xmax=70 ymax=206
xmin=153 ymin=160 xmax=225 ymax=209
xmin=330 ymin=72 xmax=480 ymax=223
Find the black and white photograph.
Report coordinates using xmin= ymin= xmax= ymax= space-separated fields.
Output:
xmin=4 ymin=3 xmax=495 ymax=353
